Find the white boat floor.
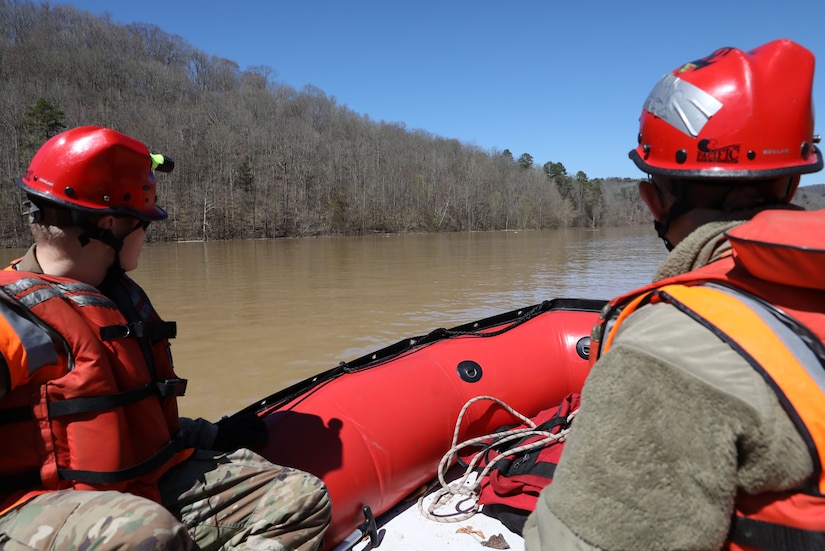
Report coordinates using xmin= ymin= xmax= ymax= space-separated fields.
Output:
xmin=346 ymin=470 xmax=525 ymax=550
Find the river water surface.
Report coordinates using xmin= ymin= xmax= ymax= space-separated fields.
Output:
xmin=4 ymin=226 xmax=667 ymax=420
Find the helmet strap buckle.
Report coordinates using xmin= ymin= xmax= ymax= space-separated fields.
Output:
xmin=21 ymin=200 xmax=41 ymax=224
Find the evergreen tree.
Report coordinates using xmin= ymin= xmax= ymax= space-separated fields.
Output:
xmin=518 ymin=152 xmax=534 ymax=170
xmin=22 ymin=98 xmax=66 ymax=150
xmin=237 ymin=159 xmax=254 ymax=191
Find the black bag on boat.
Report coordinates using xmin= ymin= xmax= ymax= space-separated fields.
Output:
xmin=472 ymin=392 xmax=579 ymax=535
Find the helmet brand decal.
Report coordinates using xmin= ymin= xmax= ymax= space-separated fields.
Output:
xmin=25 ymin=170 xmax=55 ymax=188
xmin=697 ymin=139 xmax=739 ymax=163
xmin=642 ymin=73 xmax=723 ymax=138
xmin=676 ymin=47 xmax=735 ymax=74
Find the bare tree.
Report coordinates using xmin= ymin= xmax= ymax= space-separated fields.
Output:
xmin=0 ymin=0 xmax=648 ymax=247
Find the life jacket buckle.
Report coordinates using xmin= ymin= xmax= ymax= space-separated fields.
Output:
xmin=99 ymin=321 xmax=177 ymax=341
xmin=99 ymin=323 xmax=132 ymax=340
xmin=157 ymin=378 xmax=188 ymax=398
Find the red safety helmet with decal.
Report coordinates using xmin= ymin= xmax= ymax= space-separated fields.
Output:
xmin=17 ymin=126 xmax=174 ymax=221
xmin=629 ymin=38 xmax=823 ymax=185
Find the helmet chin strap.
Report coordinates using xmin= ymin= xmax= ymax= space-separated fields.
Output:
xmin=647 ymin=176 xmax=697 ymax=253
xmin=26 ymin=199 xmax=146 ymax=276
xmin=74 ymin=219 xmax=126 ymax=274
xmin=653 ymin=200 xmax=694 ymax=252
xmin=71 ymin=213 xmax=145 ymax=275
xmin=653 ymin=219 xmax=675 ymax=252
xmin=71 ymin=211 xmax=123 ymax=249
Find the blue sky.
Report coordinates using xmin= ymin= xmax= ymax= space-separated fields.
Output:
xmin=59 ymin=0 xmax=825 ymax=186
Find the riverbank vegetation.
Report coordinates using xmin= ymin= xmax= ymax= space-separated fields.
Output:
xmin=1 ymin=1 xmax=823 ymax=247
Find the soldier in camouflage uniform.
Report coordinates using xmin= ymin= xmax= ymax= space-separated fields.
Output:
xmin=0 ymin=127 xmax=332 ymax=550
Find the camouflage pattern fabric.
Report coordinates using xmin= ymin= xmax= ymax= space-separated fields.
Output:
xmin=159 ymin=448 xmax=331 ymax=551
xmin=0 ymin=489 xmax=193 ymax=550
xmin=0 ymin=449 xmax=330 ymax=550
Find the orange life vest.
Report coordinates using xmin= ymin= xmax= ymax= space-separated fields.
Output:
xmin=591 ymin=209 xmax=825 ymax=551
xmin=0 ymin=271 xmax=192 ymax=513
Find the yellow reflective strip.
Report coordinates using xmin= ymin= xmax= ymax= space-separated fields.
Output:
xmin=662 ymin=284 xmax=825 ymax=492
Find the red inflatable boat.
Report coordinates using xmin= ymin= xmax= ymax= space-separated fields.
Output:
xmin=239 ymin=298 xmax=604 ymax=549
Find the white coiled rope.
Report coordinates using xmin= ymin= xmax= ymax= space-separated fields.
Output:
xmin=418 ymin=395 xmax=577 ymax=523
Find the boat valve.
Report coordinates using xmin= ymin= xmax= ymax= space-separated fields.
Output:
xmin=576 ymin=337 xmax=591 ymax=360
xmin=457 ymin=360 xmax=483 ymax=383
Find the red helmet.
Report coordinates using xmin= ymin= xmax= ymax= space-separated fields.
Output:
xmin=17 ymin=126 xmax=168 ymax=221
xmin=629 ymin=39 xmax=823 ymax=180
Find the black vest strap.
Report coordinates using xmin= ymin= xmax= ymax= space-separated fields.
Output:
xmin=730 ymin=516 xmax=825 ymax=550
xmin=56 ymin=434 xmax=184 ymax=485
xmin=1 ymin=379 xmax=186 ymax=425
xmin=47 ymin=383 xmax=156 ymax=417
xmin=494 ymin=452 xmax=558 ymax=479
xmin=99 ymin=320 xmax=177 ymax=341
xmin=157 ymin=378 xmax=187 ymax=398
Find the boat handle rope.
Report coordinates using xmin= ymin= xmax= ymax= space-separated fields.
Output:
xmin=418 ymin=395 xmax=577 ymax=523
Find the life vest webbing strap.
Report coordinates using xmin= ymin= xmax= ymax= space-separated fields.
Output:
xmin=47 ymin=383 xmax=156 ymax=417
xmin=2 ymin=379 xmax=185 ymax=424
xmin=494 ymin=457 xmax=558 ymax=479
xmin=57 ymin=438 xmax=179 ymax=484
xmin=99 ymin=320 xmax=177 ymax=341
xmin=730 ymin=516 xmax=825 ymax=550
xmin=157 ymin=378 xmax=188 ymax=398
xmin=601 ymin=291 xmax=653 ymax=355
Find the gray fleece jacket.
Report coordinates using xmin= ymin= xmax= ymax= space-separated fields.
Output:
xmin=523 ymin=220 xmax=814 ymax=551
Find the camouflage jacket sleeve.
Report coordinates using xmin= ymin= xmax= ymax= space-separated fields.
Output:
xmin=524 ymin=302 xmax=813 ymax=550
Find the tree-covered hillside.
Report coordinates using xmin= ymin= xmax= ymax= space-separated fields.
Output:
xmin=1 ymin=1 xmax=822 ymax=247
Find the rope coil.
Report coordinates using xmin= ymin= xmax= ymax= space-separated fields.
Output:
xmin=418 ymin=395 xmax=577 ymax=523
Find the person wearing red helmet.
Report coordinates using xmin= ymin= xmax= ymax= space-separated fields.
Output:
xmin=524 ymin=39 xmax=825 ymax=550
xmin=13 ymin=126 xmax=171 ymax=283
xmin=0 ymin=127 xmax=331 ymax=550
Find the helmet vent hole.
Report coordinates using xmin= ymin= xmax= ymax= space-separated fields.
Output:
xmin=123 ymin=193 xmax=131 ymax=202
xmin=64 ymin=187 xmax=75 ymax=197
xmin=747 ymin=150 xmax=756 ymax=160
xmin=675 ymin=150 xmax=688 ymax=164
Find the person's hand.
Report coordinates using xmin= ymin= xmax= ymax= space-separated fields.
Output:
xmin=213 ymin=412 xmax=268 ymax=451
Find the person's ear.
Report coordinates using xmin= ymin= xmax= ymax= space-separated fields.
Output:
xmin=96 ymin=215 xmax=115 ymax=230
xmin=638 ymin=179 xmax=669 ymax=221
